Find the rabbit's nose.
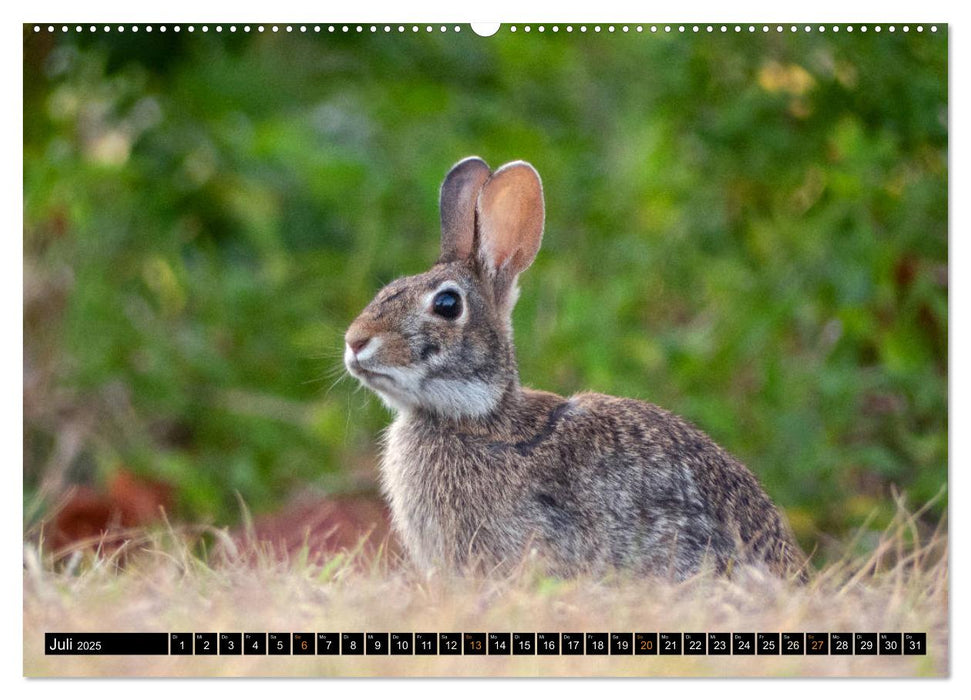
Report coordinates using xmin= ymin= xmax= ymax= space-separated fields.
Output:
xmin=346 ymin=334 xmax=371 ymax=355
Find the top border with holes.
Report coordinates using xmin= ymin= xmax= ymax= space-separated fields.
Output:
xmin=29 ymin=24 xmax=943 ymax=35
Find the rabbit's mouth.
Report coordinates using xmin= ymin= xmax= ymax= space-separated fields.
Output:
xmin=347 ymin=358 xmax=413 ymax=398
xmin=347 ymin=359 xmax=392 ymax=383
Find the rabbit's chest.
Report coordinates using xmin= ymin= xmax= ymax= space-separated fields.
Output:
xmin=380 ymin=417 xmax=516 ymax=568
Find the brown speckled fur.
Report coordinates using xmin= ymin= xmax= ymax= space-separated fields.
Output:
xmin=344 ymin=157 xmax=805 ymax=581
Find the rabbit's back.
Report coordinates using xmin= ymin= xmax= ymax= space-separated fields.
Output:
xmin=381 ymin=388 xmax=801 ymax=579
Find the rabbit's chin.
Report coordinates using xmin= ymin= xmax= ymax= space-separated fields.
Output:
xmin=352 ymin=364 xmax=503 ymax=419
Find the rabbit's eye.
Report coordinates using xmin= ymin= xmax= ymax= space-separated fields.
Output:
xmin=432 ymin=290 xmax=462 ymax=319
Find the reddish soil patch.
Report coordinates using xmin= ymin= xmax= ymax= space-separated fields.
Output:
xmin=242 ymin=493 xmax=398 ymax=562
xmin=45 ymin=470 xmax=174 ymax=553
xmin=43 ymin=470 xmax=396 ymax=565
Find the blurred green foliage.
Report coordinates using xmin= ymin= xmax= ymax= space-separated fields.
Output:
xmin=23 ymin=26 xmax=947 ymax=551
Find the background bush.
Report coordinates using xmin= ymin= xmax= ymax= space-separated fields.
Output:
xmin=23 ymin=26 xmax=947 ymax=556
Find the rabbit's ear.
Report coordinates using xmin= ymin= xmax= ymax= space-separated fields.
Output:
xmin=475 ymin=161 xmax=545 ymax=306
xmin=439 ymin=156 xmax=492 ymax=263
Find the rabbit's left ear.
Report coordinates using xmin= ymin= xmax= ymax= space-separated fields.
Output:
xmin=440 ymin=156 xmax=492 ymax=263
xmin=475 ymin=161 xmax=545 ymax=307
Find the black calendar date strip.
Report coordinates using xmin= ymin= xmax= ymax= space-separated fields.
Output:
xmin=46 ymin=632 xmax=927 ymax=655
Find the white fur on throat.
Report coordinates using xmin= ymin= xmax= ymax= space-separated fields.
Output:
xmin=418 ymin=376 xmax=503 ymax=418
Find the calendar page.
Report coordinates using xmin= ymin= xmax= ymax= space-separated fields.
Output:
xmin=22 ymin=18 xmax=948 ymax=678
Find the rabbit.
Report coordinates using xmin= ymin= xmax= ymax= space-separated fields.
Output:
xmin=344 ymin=156 xmax=806 ymax=581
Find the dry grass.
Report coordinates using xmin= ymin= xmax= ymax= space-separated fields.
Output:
xmin=23 ymin=493 xmax=948 ymax=678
